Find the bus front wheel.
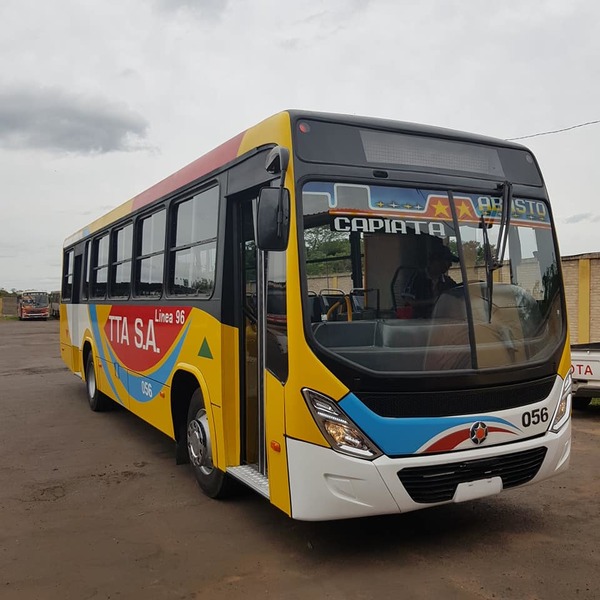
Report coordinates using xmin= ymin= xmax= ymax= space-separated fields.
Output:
xmin=85 ymin=353 xmax=112 ymax=412
xmin=186 ymin=389 xmax=232 ymax=498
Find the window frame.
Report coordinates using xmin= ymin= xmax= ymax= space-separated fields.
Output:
xmin=90 ymin=233 xmax=110 ymax=299
xmin=81 ymin=241 xmax=91 ymax=300
xmin=133 ymin=208 xmax=167 ymax=299
xmin=167 ymin=184 xmax=220 ymax=298
xmin=62 ymin=249 xmax=75 ymax=301
xmin=110 ymin=222 xmax=133 ymax=299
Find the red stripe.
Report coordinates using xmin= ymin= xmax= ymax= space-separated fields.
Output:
xmin=423 ymin=426 xmax=517 ymax=453
xmin=132 ymin=131 xmax=245 ymax=211
xmin=424 ymin=430 xmax=471 ymax=453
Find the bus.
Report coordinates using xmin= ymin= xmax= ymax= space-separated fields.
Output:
xmin=18 ymin=291 xmax=50 ymax=320
xmin=60 ymin=111 xmax=572 ymax=520
xmin=49 ymin=291 xmax=61 ymax=319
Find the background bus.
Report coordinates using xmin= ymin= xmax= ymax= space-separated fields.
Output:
xmin=18 ymin=291 xmax=49 ymax=321
xmin=49 ymin=291 xmax=61 ymax=319
xmin=60 ymin=110 xmax=572 ymax=520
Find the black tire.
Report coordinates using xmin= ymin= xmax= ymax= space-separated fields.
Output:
xmin=572 ymin=396 xmax=592 ymax=410
xmin=186 ymin=388 xmax=232 ymax=498
xmin=85 ymin=353 xmax=112 ymax=412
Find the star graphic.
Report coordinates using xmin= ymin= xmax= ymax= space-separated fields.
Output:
xmin=456 ymin=201 xmax=473 ymax=219
xmin=376 ymin=201 xmax=384 ymax=208
xmin=432 ymin=200 xmax=450 ymax=217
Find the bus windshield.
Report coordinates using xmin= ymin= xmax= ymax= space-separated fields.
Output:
xmin=301 ymin=182 xmax=564 ymax=373
xmin=20 ymin=292 xmax=49 ymax=307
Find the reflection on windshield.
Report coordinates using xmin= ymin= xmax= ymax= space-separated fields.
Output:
xmin=302 ymin=182 xmax=563 ymax=373
xmin=20 ymin=293 xmax=49 ymax=307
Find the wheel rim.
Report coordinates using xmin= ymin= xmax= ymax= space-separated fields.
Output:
xmin=187 ymin=408 xmax=214 ymax=475
xmin=86 ymin=361 xmax=96 ymax=399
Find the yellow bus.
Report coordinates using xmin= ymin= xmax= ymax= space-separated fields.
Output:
xmin=60 ymin=111 xmax=572 ymax=520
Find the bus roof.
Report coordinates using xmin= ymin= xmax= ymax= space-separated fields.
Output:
xmin=64 ymin=110 xmax=529 ymax=248
xmin=294 ymin=110 xmax=528 ymax=150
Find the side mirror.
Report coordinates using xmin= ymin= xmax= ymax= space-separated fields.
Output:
xmin=257 ymin=187 xmax=290 ymax=251
xmin=265 ymin=146 xmax=290 ymax=175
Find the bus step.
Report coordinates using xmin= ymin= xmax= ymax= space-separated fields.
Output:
xmin=227 ymin=465 xmax=270 ymax=499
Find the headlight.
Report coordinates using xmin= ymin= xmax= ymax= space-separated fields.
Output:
xmin=550 ymin=373 xmax=572 ymax=433
xmin=301 ymin=388 xmax=382 ymax=459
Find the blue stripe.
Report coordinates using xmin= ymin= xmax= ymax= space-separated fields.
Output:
xmin=125 ymin=321 xmax=191 ymax=403
xmin=89 ymin=305 xmax=122 ymax=404
xmin=339 ymin=392 xmax=518 ymax=455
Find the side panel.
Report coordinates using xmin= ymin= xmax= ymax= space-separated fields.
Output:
xmin=59 ymin=304 xmax=74 ymax=372
xmin=61 ymin=302 xmax=236 ymax=445
xmin=264 ymin=371 xmax=290 ymax=515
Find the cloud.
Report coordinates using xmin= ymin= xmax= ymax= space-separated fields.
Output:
xmin=565 ymin=213 xmax=593 ymax=224
xmin=0 ymin=86 xmax=151 ymax=154
xmin=154 ymin=0 xmax=230 ymax=19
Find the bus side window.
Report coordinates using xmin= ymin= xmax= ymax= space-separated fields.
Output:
xmin=110 ymin=223 xmax=133 ymax=298
xmin=135 ymin=210 xmax=165 ymax=297
xmin=91 ymin=234 xmax=109 ymax=298
xmin=62 ymin=249 xmax=74 ymax=301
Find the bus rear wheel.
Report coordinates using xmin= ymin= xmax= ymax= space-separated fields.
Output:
xmin=85 ymin=353 xmax=112 ymax=412
xmin=186 ymin=389 xmax=232 ymax=498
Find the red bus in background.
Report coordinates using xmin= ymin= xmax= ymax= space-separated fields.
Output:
xmin=18 ymin=291 xmax=50 ymax=321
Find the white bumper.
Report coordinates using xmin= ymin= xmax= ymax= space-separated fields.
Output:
xmin=286 ymin=421 xmax=571 ymax=521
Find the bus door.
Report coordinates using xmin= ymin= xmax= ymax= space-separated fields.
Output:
xmin=236 ymin=197 xmax=268 ymax=487
xmin=70 ymin=244 xmax=84 ymax=373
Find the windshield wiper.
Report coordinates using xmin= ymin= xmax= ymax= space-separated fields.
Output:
xmin=481 ymin=181 xmax=513 ymax=322
xmin=481 ymin=215 xmax=494 ymax=322
xmin=493 ymin=181 xmax=513 ymax=270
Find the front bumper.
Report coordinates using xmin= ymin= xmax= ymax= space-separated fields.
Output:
xmin=286 ymin=421 xmax=571 ymax=521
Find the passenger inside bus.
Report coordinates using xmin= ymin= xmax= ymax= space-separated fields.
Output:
xmin=401 ymin=244 xmax=459 ymax=318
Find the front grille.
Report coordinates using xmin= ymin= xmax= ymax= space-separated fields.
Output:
xmin=359 ymin=376 xmax=555 ymax=417
xmin=398 ymin=447 xmax=547 ymax=504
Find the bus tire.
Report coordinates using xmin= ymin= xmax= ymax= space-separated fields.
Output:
xmin=186 ymin=389 xmax=232 ymax=499
xmin=572 ymin=396 xmax=592 ymax=410
xmin=85 ymin=353 xmax=112 ymax=412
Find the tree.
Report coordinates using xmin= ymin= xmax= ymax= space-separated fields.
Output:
xmin=304 ymin=225 xmax=352 ymax=276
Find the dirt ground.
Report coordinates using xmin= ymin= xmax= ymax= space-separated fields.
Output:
xmin=0 ymin=319 xmax=598 ymax=600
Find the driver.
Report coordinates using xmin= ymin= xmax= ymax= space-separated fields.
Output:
xmin=405 ymin=245 xmax=459 ymax=318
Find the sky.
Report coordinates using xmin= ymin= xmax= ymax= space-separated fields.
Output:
xmin=1 ymin=0 xmax=599 ymax=292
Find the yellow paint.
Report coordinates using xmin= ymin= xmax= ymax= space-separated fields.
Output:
xmin=237 ymin=112 xmax=293 ymax=156
xmin=265 ymin=371 xmax=291 ymax=516
xmin=59 ymin=305 xmax=73 ymax=370
xmin=578 ymin=258 xmax=591 ymax=344
xmin=283 ymin=155 xmax=349 ymax=446
xmin=557 ymin=340 xmax=572 ymax=379
xmin=219 ymin=325 xmax=241 ymax=467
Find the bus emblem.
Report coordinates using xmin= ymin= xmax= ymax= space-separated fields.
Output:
xmin=469 ymin=422 xmax=488 ymax=445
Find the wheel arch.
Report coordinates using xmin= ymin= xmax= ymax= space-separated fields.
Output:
xmin=81 ymin=336 xmax=95 ymax=379
xmin=171 ymin=364 xmax=212 ymax=461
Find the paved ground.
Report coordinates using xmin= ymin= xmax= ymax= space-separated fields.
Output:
xmin=0 ymin=319 xmax=598 ymax=600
